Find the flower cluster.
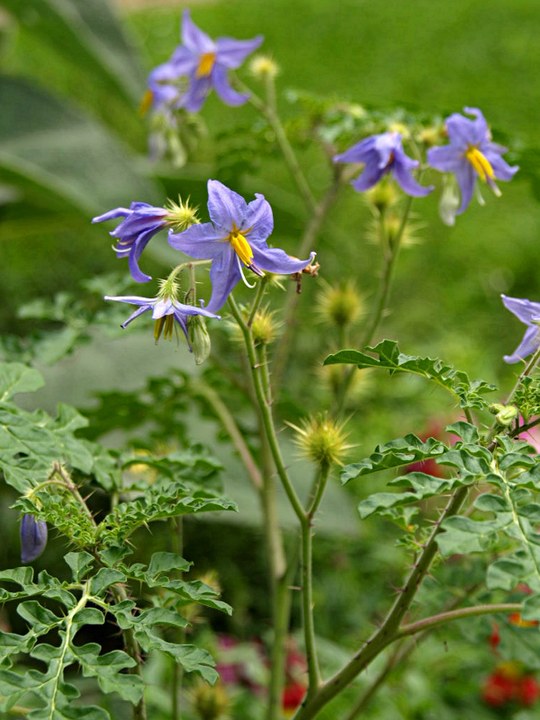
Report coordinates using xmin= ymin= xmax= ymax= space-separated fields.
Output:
xmin=148 ymin=10 xmax=263 ymax=115
xmin=93 ymin=180 xmax=315 ymax=357
xmin=334 ymin=107 xmax=518 ymax=224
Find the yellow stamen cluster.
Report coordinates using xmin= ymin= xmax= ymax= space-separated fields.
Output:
xmin=229 ymin=228 xmax=254 ymax=267
xmin=465 ymin=146 xmax=495 ymax=182
xmin=196 ymin=51 xmax=216 ymax=78
xmin=154 ymin=314 xmax=175 ymax=343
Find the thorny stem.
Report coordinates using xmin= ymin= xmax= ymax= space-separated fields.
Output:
xmin=397 ymin=603 xmax=522 ymax=639
xmin=293 ymin=485 xmax=468 ymax=720
xmin=272 ymin=170 xmax=343 ymax=390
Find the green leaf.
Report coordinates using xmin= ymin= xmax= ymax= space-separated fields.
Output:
xmin=64 ymin=552 xmax=94 ymax=582
xmin=17 ymin=600 xmax=61 ymax=635
xmin=438 ymin=515 xmax=510 ymax=556
xmin=341 ymin=433 xmax=448 ymax=483
xmin=89 ymin=568 xmax=127 ymax=596
xmin=147 ymin=552 xmax=192 ymax=579
xmin=487 ymin=555 xmax=531 ymax=591
xmin=324 ymin=340 xmax=495 ymax=409
xmin=134 ymin=628 xmax=218 ymax=684
xmin=73 ymin=643 xmax=142 ymax=705
xmin=0 ymin=76 xmax=159 ymax=214
xmin=0 ymin=363 xmax=44 ymax=401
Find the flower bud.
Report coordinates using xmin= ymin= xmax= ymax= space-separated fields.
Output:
xmin=316 ymin=281 xmax=363 ymax=329
xmin=249 ymin=55 xmax=279 ymax=79
xmin=289 ymin=414 xmax=352 ymax=468
xmin=20 ymin=514 xmax=48 ymax=563
xmin=251 ymin=307 xmax=279 ymax=346
xmin=438 ymin=175 xmax=460 ymax=227
xmin=191 ymin=680 xmax=229 ymax=720
xmin=489 ymin=403 xmax=519 ymax=427
xmin=188 ymin=315 xmax=212 ymax=365
xmin=165 ymin=197 xmax=200 ymax=232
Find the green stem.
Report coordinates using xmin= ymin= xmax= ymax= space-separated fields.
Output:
xmin=243 ymin=80 xmax=317 ymax=213
xmin=397 ymin=603 xmax=522 ymax=639
xmin=293 ymin=485 xmax=468 ymax=719
xmin=228 ymin=295 xmax=305 ymax=522
xmin=171 ymin=518 xmax=184 ymax=720
xmin=248 ymin=276 xmax=269 ymax=327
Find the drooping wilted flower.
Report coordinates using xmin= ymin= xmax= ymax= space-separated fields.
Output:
xmin=148 ymin=10 xmax=263 ymax=114
xmin=428 ymin=107 xmax=518 ymax=221
xmin=93 ymin=199 xmax=199 ymax=283
xmin=501 ymin=294 xmax=540 ymax=364
xmin=334 ymin=131 xmax=433 ymax=197
xmin=169 ymin=179 xmax=315 ymax=312
xmin=20 ymin=514 xmax=48 ymax=563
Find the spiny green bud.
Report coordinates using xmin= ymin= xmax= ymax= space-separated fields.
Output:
xmin=316 ymin=281 xmax=363 ymax=328
xmin=251 ymin=307 xmax=280 ymax=345
xmin=249 ymin=54 xmax=279 ymax=79
xmin=188 ymin=315 xmax=212 ymax=365
xmin=165 ymin=197 xmax=200 ymax=232
xmin=191 ymin=680 xmax=229 ymax=720
xmin=489 ymin=403 xmax=519 ymax=427
xmin=288 ymin=413 xmax=352 ymax=468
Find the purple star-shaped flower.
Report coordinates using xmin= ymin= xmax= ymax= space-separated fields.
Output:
xmin=333 ymin=131 xmax=433 ymax=197
xmin=93 ymin=202 xmax=168 ymax=283
xmin=105 ymin=292 xmax=220 ymax=347
xmin=21 ymin=514 xmax=48 ymax=563
xmin=168 ymin=180 xmax=316 ymax=312
xmin=148 ymin=10 xmax=263 ymax=113
xmin=428 ymin=107 xmax=518 ymax=216
xmin=501 ymin=294 xmax=540 ymax=364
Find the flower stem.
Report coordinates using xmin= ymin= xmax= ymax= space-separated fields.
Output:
xmin=293 ymin=485 xmax=468 ymax=719
xmin=397 ymin=603 xmax=522 ymax=639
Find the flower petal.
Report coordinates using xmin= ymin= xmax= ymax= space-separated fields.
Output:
xmin=504 ymin=324 xmax=540 ymax=364
xmin=206 ymin=246 xmax=241 ymax=312
xmin=181 ymin=9 xmax=215 ymax=54
xmin=501 ymin=295 xmax=540 ymax=326
xmin=215 ymin=35 xmax=264 ymax=68
xmin=243 ymin=193 xmax=273 ymax=243
xmin=454 ymin=162 xmax=476 ymax=213
xmin=427 ymin=145 xmax=464 ymax=173
xmin=92 ymin=207 xmax=130 ymax=224
xmin=168 ymin=222 xmax=226 ymax=258
xmin=207 ymin=179 xmax=248 ymax=229
xmin=20 ymin=515 xmax=47 ymax=563
xmin=252 ymin=246 xmax=315 ymax=275
xmin=212 ymin=64 xmax=250 ymax=106
xmin=350 ymin=162 xmax=386 ymax=192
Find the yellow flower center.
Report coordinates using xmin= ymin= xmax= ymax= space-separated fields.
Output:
xmin=154 ymin=314 xmax=175 ymax=342
xmin=196 ymin=51 xmax=217 ymax=78
xmin=229 ymin=228 xmax=254 ymax=267
xmin=465 ymin=146 xmax=495 ymax=182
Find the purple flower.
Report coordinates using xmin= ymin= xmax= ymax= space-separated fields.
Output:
xmin=93 ymin=203 xmax=168 ymax=283
xmin=501 ymin=295 xmax=540 ymax=364
xmin=148 ymin=10 xmax=263 ymax=114
xmin=333 ymin=131 xmax=433 ymax=197
xmin=21 ymin=515 xmax=48 ymax=563
xmin=105 ymin=290 xmax=220 ymax=348
xmin=168 ymin=180 xmax=315 ymax=312
xmin=428 ymin=107 xmax=518 ymax=217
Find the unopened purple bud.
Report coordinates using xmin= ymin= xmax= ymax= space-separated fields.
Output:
xmin=20 ymin=514 xmax=48 ymax=563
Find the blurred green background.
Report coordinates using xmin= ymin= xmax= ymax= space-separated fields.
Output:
xmin=1 ymin=1 xmax=540 ymax=717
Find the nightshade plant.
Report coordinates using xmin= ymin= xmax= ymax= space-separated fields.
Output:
xmin=3 ymin=6 xmax=540 ymax=720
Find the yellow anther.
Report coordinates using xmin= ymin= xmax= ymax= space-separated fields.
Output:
xmin=465 ymin=146 xmax=495 ymax=182
xmin=154 ymin=315 xmax=175 ymax=342
xmin=196 ymin=52 xmax=216 ymax=78
xmin=139 ymin=89 xmax=153 ymax=117
xmin=229 ymin=230 xmax=254 ymax=267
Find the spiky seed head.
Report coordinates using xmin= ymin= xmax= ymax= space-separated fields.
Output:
xmin=289 ymin=414 xmax=352 ymax=468
xmin=364 ymin=180 xmax=400 ymax=213
xmin=316 ymin=281 xmax=364 ymax=328
xmin=251 ymin=307 xmax=280 ymax=345
xmin=249 ymin=55 xmax=279 ymax=79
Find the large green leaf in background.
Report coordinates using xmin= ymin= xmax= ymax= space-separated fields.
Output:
xmin=0 ymin=0 xmax=146 ymax=105
xmin=0 ymin=75 xmax=159 ymax=213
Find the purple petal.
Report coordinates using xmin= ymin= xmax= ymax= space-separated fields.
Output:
xmin=21 ymin=515 xmax=48 ymax=563
xmin=182 ymin=75 xmax=213 ymax=112
xmin=215 ymin=35 xmax=264 ymax=68
xmin=504 ymin=325 xmax=540 ymax=364
xmin=168 ymin=223 xmax=226 ymax=258
xmin=501 ymin=295 xmax=540 ymax=326
xmin=427 ymin=145 xmax=463 ymax=173
xmin=242 ymin=193 xmax=273 ymax=243
xmin=252 ymin=246 xmax=315 ymax=275
xmin=206 ymin=246 xmax=241 ymax=312
xmin=334 ymin=135 xmax=378 ymax=164
xmin=350 ymin=162 xmax=386 ymax=192
xmin=392 ymin=159 xmax=433 ymax=197
xmin=207 ymin=179 xmax=248 ymax=230
xmin=128 ymin=239 xmax=153 ymax=283
xmin=212 ymin=65 xmax=250 ymax=107
xmin=445 ymin=112 xmax=475 ymax=148
xmin=92 ymin=207 xmax=130 ymax=224
xmin=462 ymin=107 xmax=489 ymax=145
xmin=454 ymin=162 xmax=476 ymax=213
xmin=181 ymin=9 xmax=214 ymax=54
xmin=104 ymin=294 xmax=155 ymax=306
xmin=484 ymin=150 xmax=519 ymax=182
